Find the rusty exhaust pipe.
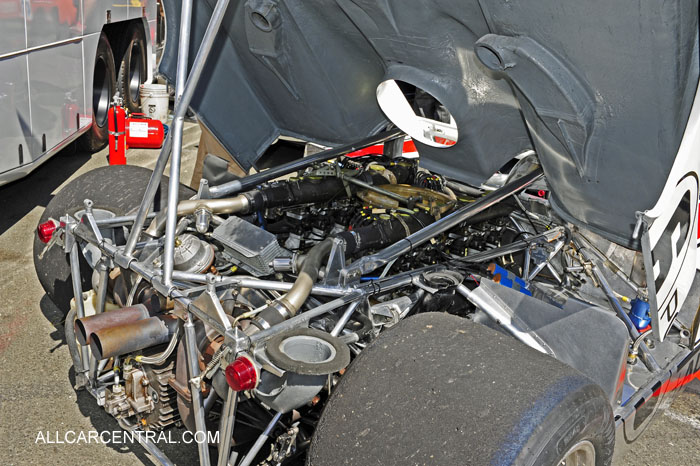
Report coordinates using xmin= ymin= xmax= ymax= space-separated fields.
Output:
xmin=74 ymin=304 xmax=155 ymax=346
xmin=89 ymin=315 xmax=180 ymax=360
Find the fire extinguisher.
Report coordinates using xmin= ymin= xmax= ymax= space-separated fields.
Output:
xmin=125 ymin=113 xmax=165 ymax=149
xmin=107 ymin=95 xmax=127 ymax=165
xmin=108 ymin=95 xmax=166 ymax=165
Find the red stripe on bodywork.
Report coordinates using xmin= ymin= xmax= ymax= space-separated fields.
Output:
xmin=652 ymin=367 xmax=700 ymax=396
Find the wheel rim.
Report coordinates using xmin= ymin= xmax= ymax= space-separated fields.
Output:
xmin=559 ymin=440 xmax=596 ymax=466
xmin=128 ymin=42 xmax=144 ymax=103
xmin=92 ymin=56 xmax=111 ymax=127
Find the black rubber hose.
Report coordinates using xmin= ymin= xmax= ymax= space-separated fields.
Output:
xmin=336 ymin=211 xmax=435 ymax=256
xmin=250 ymin=173 xmax=389 ymax=211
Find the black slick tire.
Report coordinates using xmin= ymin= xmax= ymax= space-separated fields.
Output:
xmin=309 ymin=313 xmax=615 ymax=466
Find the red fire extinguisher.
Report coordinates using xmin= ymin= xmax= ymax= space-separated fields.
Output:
xmin=125 ymin=113 xmax=165 ymax=149
xmin=107 ymin=97 xmax=127 ymax=165
xmin=108 ymin=95 xmax=165 ymax=165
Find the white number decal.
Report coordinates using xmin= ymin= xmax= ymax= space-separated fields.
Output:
xmin=642 ymin=174 xmax=698 ymax=340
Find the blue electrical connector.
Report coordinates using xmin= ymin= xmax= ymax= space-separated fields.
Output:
xmin=629 ymin=298 xmax=651 ymax=330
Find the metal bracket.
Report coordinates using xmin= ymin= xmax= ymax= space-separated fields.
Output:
xmin=632 ymin=211 xmax=647 ymax=240
xmin=190 ymin=275 xmax=233 ymax=334
xmin=197 ymin=178 xmax=211 ymax=199
xmin=252 ymin=345 xmax=286 ymax=377
xmin=369 ymin=295 xmax=413 ymax=327
xmin=335 ymin=164 xmax=354 ymax=198
xmin=528 ymin=239 xmax=565 ymax=283
xmin=322 ymin=238 xmax=347 ymax=286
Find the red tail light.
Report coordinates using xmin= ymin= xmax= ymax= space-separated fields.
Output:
xmin=225 ymin=356 xmax=258 ymax=391
xmin=37 ymin=220 xmax=58 ymax=243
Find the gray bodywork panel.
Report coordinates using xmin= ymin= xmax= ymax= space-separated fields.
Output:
xmin=476 ymin=280 xmax=630 ymax=402
xmin=160 ymin=0 xmax=699 ymax=247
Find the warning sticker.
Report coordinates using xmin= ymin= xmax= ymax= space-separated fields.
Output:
xmin=129 ymin=121 xmax=149 ymax=138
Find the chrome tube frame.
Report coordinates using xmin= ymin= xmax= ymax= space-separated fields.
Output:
xmin=331 ymin=301 xmax=362 ymax=337
xmin=88 ymin=259 xmax=110 ymax=384
xmin=237 ymin=412 xmax=283 ymax=466
xmin=185 ymin=312 xmax=211 ymax=465
xmin=119 ymin=419 xmax=175 ymax=466
xmin=124 ymin=0 xmax=230 ymax=260
xmin=207 ymin=128 xmax=404 ymax=198
xmin=95 ymin=212 xmax=156 ymax=227
xmin=69 ymin=236 xmax=90 ymax=379
xmin=217 ymin=388 xmax=238 ymax=466
xmin=171 ymin=271 xmax=349 ymax=297
xmin=123 ymin=0 xmax=190 ymax=258
xmin=164 ymin=0 xmax=232 ymax=287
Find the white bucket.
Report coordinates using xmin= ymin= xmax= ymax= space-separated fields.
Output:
xmin=139 ymin=83 xmax=169 ymax=123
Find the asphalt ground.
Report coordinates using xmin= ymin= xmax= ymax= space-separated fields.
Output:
xmin=0 ymin=131 xmax=698 ymax=465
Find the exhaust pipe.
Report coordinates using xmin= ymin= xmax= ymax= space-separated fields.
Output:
xmin=251 ymin=238 xmax=333 ymax=331
xmin=89 ymin=315 xmax=180 ymax=360
xmin=74 ymin=304 xmax=154 ymax=346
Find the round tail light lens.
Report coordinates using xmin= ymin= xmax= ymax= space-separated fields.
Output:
xmin=37 ymin=220 xmax=58 ymax=243
xmin=225 ymin=356 xmax=258 ymax=391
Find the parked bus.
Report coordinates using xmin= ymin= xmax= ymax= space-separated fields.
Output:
xmin=0 ymin=0 xmax=159 ymax=186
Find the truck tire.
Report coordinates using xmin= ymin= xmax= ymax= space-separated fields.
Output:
xmin=33 ymin=165 xmax=195 ymax=311
xmin=309 ymin=313 xmax=615 ymax=466
xmin=79 ymin=33 xmax=116 ymax=153
xmin=117 ymin=22 xmax=148 ymax=114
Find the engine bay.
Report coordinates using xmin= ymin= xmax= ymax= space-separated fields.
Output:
xmin=51 ymin=142 xmax=696 ymax=465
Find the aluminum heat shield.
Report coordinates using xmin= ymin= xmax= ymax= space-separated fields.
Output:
xmin=212 ymin=216 xmax=290 ymax=277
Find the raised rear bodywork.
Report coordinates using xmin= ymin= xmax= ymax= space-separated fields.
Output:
xmin=161 ymin=0 xmax=698 ymax=247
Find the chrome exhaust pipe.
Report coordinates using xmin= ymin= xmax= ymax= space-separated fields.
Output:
xmin=74 ymin=304 xmax=154 ymax=346
xmin=89 ymin=315 xmax=180 ymax=360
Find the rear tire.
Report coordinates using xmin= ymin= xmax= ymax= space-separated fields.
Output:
xmin=309 ymin=313 xmax=615 ymax=466
xmin=33 ymin=165 xmax=195 ymax=311
xmin=79 ymin=33 xmax=116 ymax=153
xmin=117 ymin=22 xmax=148 ymax=114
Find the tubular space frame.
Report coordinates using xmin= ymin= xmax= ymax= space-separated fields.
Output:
xmin=65 ymin=157 xmax=544 ymax=464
